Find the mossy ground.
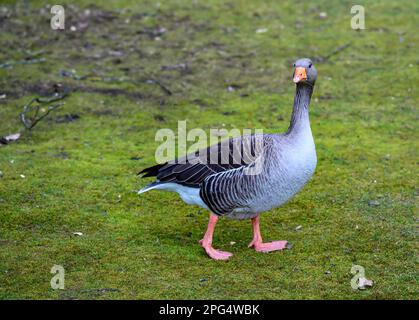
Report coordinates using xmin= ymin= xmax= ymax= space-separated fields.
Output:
xmin=0 ymin=0 xmax=417 ymax=299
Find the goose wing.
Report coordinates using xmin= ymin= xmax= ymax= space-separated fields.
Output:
xmin=199 ymin=137 xmax=274 ymax=216
xmin=139 ymin=134 xmax=269 ymax=188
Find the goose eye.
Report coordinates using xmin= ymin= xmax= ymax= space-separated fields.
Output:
xmin=309 ymin=63 xmax=312 ymax=68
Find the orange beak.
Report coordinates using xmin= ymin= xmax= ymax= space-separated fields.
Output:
xmin=293 ymin=67 xmax=307 ymax=83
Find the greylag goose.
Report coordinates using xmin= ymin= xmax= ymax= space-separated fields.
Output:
xmin=138 ymin=58 xmax=317 ymax=260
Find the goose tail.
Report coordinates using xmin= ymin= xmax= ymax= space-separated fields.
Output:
xmin=138 ymin=181 xmax=162 ymax=194
xmin=137 ymin=163 xmax=166 ymax=177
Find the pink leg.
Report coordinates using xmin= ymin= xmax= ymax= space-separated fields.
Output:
xmin=248 ymin=215 xmax=288 ymax=252
xmin=199 ymin=213 xmax=233 ymax=260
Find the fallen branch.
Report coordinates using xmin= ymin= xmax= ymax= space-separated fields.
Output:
xmin=59 ymin=69 xmax=172 ymax=96
xmin=0 ymin=57 xmax=46 ymax=69
xmin=20 ymin=89 xmax=70 ymax=131
xmin=145 ymin=78 xmax=172 ymax=95
xmin=0 ymin=89 xmax=70 ymax=146
xmin=313 ymin=42 xmax=352 ymax=63
xmin=20 ymin=102 xmax=64 ymax=130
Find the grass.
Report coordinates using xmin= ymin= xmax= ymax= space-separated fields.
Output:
xmin=0 ymin=0 xmax=417 ymax=299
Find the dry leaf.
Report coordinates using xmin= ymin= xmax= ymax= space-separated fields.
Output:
xmin=358 ymin=277 xmax=374 ymax=289
xmin=256 ymin=28 xmax=268 ymax=33
xmin=1 ymin=132 xmax=21 ymax=145
xmin=6 ymin=133 xmax=20 ymax=141
xmin=319 ymin=12 xmax=328 ymax=19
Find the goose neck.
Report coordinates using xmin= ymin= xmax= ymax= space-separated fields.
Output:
xmin=286 ymin=83 xmax=313 ymax=135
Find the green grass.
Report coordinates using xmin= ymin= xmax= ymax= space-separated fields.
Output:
xmin=0 ymin=0 xmax=417 ymax=299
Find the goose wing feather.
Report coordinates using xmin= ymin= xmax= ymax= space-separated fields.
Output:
xmin=139 ymin=134 xmax=269 ymax=188
xmin=199 ymin=138 xmax=273 ymax=216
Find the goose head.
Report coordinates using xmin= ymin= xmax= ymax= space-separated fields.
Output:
xmin=293 ymin=58 xmax=317 ymax=86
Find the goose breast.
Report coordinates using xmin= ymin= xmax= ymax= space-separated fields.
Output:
xmin=236 ymin=134 xmax=317 ymax=217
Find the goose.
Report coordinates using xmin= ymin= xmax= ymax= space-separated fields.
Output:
xmin=138 ymin=58 xmax=317 ymax=260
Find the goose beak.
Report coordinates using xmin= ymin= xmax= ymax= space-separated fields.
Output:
xmin=293 ymin=67 xmax=307 ymax=83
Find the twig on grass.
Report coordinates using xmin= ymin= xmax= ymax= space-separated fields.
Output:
xmin=0 ymin=88 xmax=70 ymax=146
xmin=145 ymin=78 xmax=172 ymax=96
xmin=20 ymin=102 xmax=64 ymax=130
xmin=0 ymin=57 xmax=46 ymax=69
xmin=59 ymin=69 xmax=173 ymax=96
xmin=313 ymin=42 xmax=352 ymax=63
xmin=19 ymin=87 xmax=70 ymax=131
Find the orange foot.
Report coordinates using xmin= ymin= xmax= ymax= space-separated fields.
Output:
xmin=199 ymin=239 xmax=233 ymax=260
xmin=248 ymin=239 xmax=288 ymax=253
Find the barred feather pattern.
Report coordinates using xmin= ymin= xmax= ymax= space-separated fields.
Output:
xmin=139 ymin=81 xmax=317 ymax=220
xmin=199 ymin=85 xmax=317 ymax=219
xmin=141 ymin=133 xmax=266 ymax=188
xmin=200 ymin=136 xmax=275 ymax=217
